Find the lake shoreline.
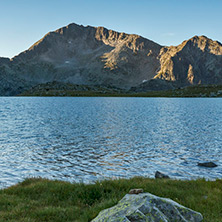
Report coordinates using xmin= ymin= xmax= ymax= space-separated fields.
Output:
xmin=0 ymin=177 xmax=221 ymax=221
xmin=17 ymin=83 xmax=222 ymax=97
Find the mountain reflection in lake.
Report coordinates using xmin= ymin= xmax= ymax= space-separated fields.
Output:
xmin=0 ymin=97 xmax=222 ymax=188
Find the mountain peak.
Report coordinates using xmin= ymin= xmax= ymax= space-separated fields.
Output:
xmin=2 ymin=22 xmax=222 ymax=96
xmin=190 ymin=35 xmax=209 ymax=40
xmin=179 ymin=35 xmax=222 ymax=55
xmin=55 ymin=22 xmax=88 ymax=35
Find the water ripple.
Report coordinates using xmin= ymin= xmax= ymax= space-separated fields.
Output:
xmin=0 ymin=97 xmax=222 ymax=188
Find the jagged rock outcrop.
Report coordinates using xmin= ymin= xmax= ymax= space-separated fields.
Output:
xmin=155 ymin=36 xmax=222 ymax=86
xmin=92 ymin=193 xmax=203 ymax=222
xmin=1 ymin=23 xmax=222 ymax=96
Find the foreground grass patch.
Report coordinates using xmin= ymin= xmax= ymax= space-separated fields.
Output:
xmin=0 ymin=177 xmax=221 ymax=221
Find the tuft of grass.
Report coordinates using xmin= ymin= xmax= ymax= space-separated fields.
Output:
xmin=0 ymin=177 xmax=221 ymax=221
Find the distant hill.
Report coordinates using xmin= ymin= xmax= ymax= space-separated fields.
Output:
xmin=1 ymin=23 xmax=222 ymax=96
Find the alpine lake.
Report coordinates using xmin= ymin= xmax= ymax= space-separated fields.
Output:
xmin=0 ymin=97 xmax=222 ymax=188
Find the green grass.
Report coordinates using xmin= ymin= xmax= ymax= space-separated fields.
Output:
xmin=19 ymin=84 xmax=222 ymax=97
xmin=0 ymin=177 xmax=221 ymax=221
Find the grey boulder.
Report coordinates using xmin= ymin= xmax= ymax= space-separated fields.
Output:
xmin=92 ymin=193 xmax=203 ymax=222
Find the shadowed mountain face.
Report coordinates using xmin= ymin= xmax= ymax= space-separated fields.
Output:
xmin=8 ymin=24 xmax=161 ymax=89
xmin=0 ymin=57 xmax=10 ymax=65
xmin=1 ymin=23 xmax=222 ymax=95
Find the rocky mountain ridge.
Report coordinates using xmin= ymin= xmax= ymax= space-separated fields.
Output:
xmin=1 ymin=23 xmax=222 ymax=95
xmin=155 ymin=35 xmax=222 ymax=85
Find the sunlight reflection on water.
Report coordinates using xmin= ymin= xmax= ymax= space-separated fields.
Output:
xmin=0 ymin=97 xmax=222 ymax=188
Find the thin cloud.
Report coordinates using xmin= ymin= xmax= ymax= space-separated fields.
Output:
xmin=162 ymin=33 xmax=175 ymax=37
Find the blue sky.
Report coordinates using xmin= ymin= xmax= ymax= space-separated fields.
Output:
xmin=1 ymin=0 xmax=222 ymax=58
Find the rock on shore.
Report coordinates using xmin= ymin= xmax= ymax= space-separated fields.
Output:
xmin=92 ymin=192 xmax=203 ymax=222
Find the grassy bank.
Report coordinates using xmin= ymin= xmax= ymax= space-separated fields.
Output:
xmin=19 ymin=84 xmax=222 ymax=97
xmin=0 ymin=177 xmax=222 ymax=221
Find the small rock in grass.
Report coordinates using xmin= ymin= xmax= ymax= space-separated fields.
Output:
xmin=129 ymin=188 xmax=144 ymax=194
xmin=155 ymin=171 xmax=170 ymax=179
xmin=197 ymin=162 xmax=218 ymax=168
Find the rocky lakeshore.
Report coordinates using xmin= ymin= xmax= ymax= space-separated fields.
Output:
xmin=0 ymin=177 xmax=221 ymax=221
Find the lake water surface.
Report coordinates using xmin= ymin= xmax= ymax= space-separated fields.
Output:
xmin=0 ymin=97 xmax=222 ymax=188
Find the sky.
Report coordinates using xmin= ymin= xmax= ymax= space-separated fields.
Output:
xmin=1 ymin=0 xmax=222 ymax=58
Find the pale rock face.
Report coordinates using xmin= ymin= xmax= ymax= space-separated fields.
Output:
xmin=92 ymin=193 xmax=203 ymax=222
xmin=155 ymin=36 xmax=222 ymax=86
xmin=187 ymin=64 xmax=194 ymax=84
